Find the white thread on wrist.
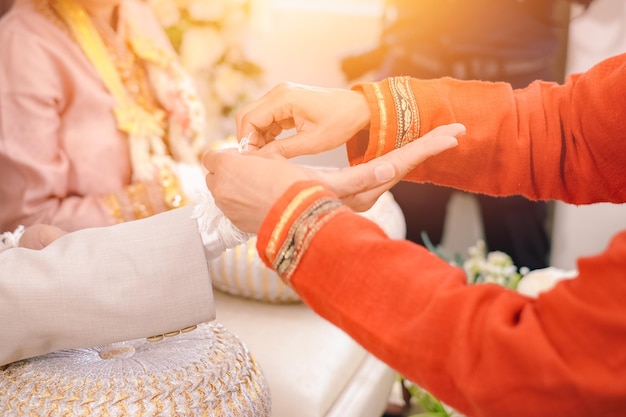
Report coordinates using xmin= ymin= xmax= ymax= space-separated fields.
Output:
xmin=0 ymin=225 xmax=25 ymax=254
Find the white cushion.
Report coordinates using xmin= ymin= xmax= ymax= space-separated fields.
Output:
xmin=213 ymin=291 xmax=395 ymax=417
xmin=210 ymin=235 xmax=301 ymax=303
xmin=0 ymin=322 xmax=271 ymax=416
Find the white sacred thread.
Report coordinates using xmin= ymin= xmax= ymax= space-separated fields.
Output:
xmin=238 ymin=132 xmax=252 ymax=154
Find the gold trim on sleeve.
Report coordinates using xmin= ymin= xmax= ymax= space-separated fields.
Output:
xmin=272 ymin=198 xmax=346 ymax=284
xmin=265 ymin=185 xmax=325 ymax=261
xmin=388 ymin=77 xmax=420 ymax=148
xmin=372 ymin=83 xmax=388 ymax=158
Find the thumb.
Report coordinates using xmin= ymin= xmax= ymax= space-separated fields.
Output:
xmin=20 ymin=225 xmax=67 ymax=250
xmin=389 ymin=134 xmax=459 ymax=178
xmin=321 ymin=160 xmax=399 ymax=200
xmin=319 ymin=126 xmax=461 ymax=204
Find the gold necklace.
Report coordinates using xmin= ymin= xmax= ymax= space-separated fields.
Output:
xmin=48 ymin=0 xmax=165 ymax=139
xmin=106 ymin=34 xmax=162 ymax=116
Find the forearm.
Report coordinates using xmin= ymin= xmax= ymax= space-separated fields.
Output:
xmin=0 ymin=206 xmax=214 ymax=366
xmin=0 ymin=167 xmax=186 ymax=232
xmin=256 ymin=181 xmax=626 ymax=416
xmin=348 ymin=54 xmax=626 ymax=204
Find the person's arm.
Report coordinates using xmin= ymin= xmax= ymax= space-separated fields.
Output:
xmin=0 ymin=24 xmax=120 ymax=231
xmin=349 ymin=54 xmax=626 ymax=205
xmin=0 ymin=206 xmax=214 ymax=366
xmin=256 ymin=181 xmax=626 ymax=417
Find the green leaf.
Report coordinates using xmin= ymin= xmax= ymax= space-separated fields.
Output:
xmin=405 ymin=384 xmax=448 ymax=413
xmin=420 ymin=231 xmax=452 ymax=262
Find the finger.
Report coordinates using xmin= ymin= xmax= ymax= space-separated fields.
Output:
xmin=39 ymin=227 xmax=67 ymax=248
xmin=340 ymin=186 xmax=390 ymax=212
xmin=420 ymin=123 xmax=466 ymax=140
xmin=323 ymin=131 xmax=460 ymax=198
xmin=242 ymin=148 xmax=288 ymax=162
xmin=19 ymin=225 xmax=67 ymax=250
xmin=380 ymin=132 xmax=461 ymax=178
xmin=235 ymin=88 xmax=273 ymax=137
xmin=316 ymin=161 xmax=397 ymax=204
xmin=254 ymin=129 xmax=324 ymax=159
xmin=236 ymin=84 xmax=297 ymax=146
xmin=202 ymin=149 xmax=223 ymax=176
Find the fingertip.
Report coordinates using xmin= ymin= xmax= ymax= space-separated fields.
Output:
xmin=374 ymin=163 xmax=396 ymax=183
xmin=243 ymin=129 xmax=260 ymax=146
xmin=202 ymin=149 xmax=216 ymax=167
xmin=202 ymin=149 xmax=222 ymax=173
xmin=453 ymin=123 xmax=467 ymax=136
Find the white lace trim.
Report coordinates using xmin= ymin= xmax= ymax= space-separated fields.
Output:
xmin=0 ymin=225 xmax=25 ymax=254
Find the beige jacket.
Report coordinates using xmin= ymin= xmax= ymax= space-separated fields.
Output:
xmin=0 ymin=206 xmax=215 ymax=366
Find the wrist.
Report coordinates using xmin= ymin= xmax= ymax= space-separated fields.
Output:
xmin=351 ymin=90 xmax=372 ymax=132
xmin=103 ymin=166 xmax=188 ymax=223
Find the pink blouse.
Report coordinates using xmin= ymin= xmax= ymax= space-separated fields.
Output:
xmin=0 ymin=0 xmax=180 ymax=231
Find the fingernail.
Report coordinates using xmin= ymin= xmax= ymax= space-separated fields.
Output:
xmin=375 ymin=163 xmax=395 ymax=182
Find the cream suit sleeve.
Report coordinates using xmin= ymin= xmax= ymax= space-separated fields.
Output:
xmin=0 ymin=206 xmax=215 ymax=366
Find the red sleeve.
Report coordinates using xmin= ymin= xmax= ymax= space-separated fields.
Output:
xmin=348 ymin=54 xmax=626 ymax=205
xmin=257 ymin=182 xmax=626 ymax=417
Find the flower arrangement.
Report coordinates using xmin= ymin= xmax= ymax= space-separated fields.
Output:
xmin=148 ymin=0 xmax=263 ymax=140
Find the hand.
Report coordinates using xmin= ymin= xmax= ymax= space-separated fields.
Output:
xmin=235 ymin=82 xmax=371 ymax=158
xmin=204 ymin=151 xmax=316 ymax=233
xmin=204 ymin=123 xmax=464 ymax=233
xmin=19 ymin=224 xmax=67 ymax=250
xmin=321 ymin=123 xmax=465 ymax=212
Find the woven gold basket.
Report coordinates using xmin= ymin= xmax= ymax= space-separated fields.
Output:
xmin=0 ymin=322 xmax=271 ymax=416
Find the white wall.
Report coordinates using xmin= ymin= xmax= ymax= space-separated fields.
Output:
xmin=250 ymin=0 xmax=382 ymax=89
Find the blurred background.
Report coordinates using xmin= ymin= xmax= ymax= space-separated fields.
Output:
xmin=240 ymin=0 xmax=626 ymax=270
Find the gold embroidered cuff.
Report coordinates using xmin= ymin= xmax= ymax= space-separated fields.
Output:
xmin=271 ymin=197 xmax=345 ymax=284
xmin=386 ymin=76 xmax=421 ymax=149
xmin=265 ymin=185 xmax=326 ymax=261
xmin=351 ymin=77 xmax=421 ymax=162
xmin=258 ymin=181 xmax=348 ymax=285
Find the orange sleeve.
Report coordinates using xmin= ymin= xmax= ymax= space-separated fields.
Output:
xmin=348 ymin=54 xmax=626 ymax=205
xmin=257 ymin=181 xmax=626 ymax=417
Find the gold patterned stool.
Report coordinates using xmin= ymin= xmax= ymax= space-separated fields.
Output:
xmin=0 ymin=322 xmax=271 ymax=416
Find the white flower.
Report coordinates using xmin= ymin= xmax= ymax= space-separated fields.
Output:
xmin=147 ymin=0 xmax=181 ymax=28
xmin=486 ymin=251 xmax=514 ymax=267
xmin=157 ymin=0 xmax=261 ymax=140
xmin=462 ymin=240 xmax=521 ymax=287
xmin=179 ymin=26 xmax=226 ymax=72
xmin=516 ymin=267 xmax=577 ymax=298
xmin=220 ymin=6 xmax=248 ymax=43
xmin=213 ymin=64 xmax=246 ymax=106
xmin=187 ymin=0 xmax=228 ymax=22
